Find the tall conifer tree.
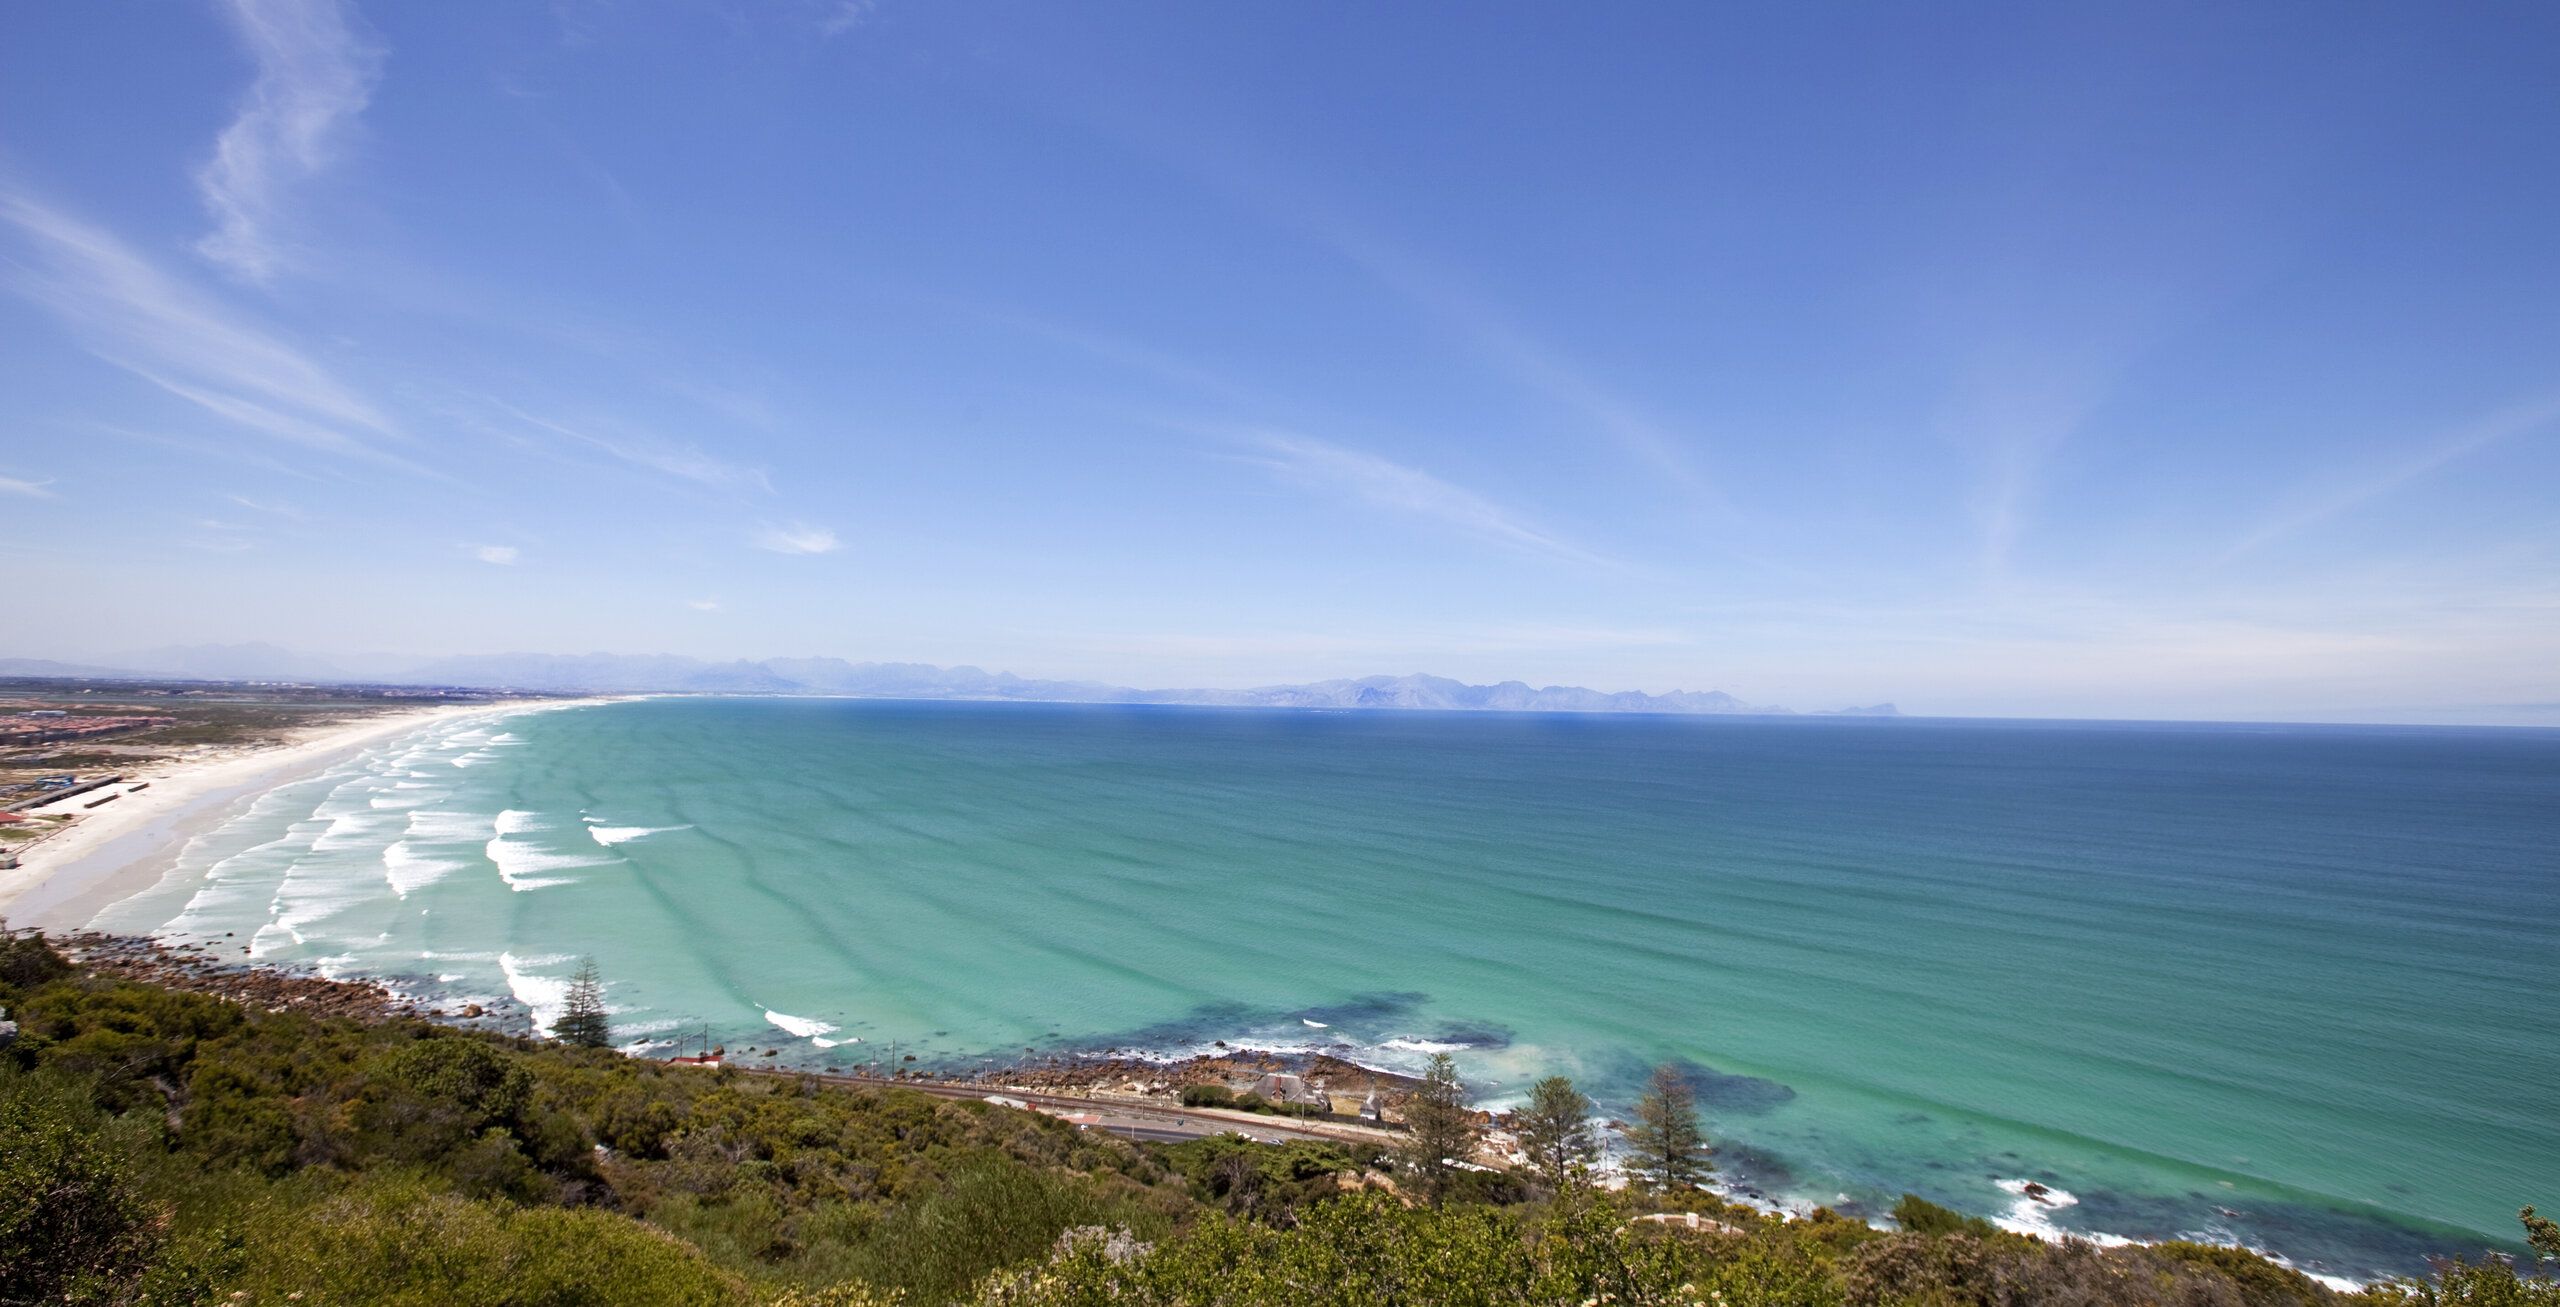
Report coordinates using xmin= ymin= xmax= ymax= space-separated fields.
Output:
xmin=1396 ymin=1052 xmax=1478 ymax=1206
xmin=555 ymin=957 xmax=611 ymax=1049
xmin=1514 ymin=1075 xmax=1599 ymax=1191
xmin=1623 ymin=1063 xmax=1711 ymax=1191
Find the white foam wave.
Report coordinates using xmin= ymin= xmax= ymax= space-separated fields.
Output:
xmin=763 ymin=1008 xmax=840 ymax=1039
xmin=310 ymin=810 xmax=400 ymax=852
xmin=407 ymin=809 xmax=494 ymax=842
xmin=496 ymin=809 xmax=542 ymax=836
xmin=485 ymin=832 xmax=611 ymax=890
xmin=586 ymin=823 xmax=689 ymax=847
xmin=500 ymin=952 xmax=570 ymax=1034
xmin=1991 ymin=1179 xmax=2129 ymax=1245
xmin=382 ymin=841 xmax=462 ymax=897
xmin=1301 ymin=1018 xmax=1329 ymax=1028
xmin=1378 ymin=1037 xmax=1471 ymax=1054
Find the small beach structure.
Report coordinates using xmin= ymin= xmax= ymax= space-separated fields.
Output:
xmin=1248 ymin=1072 xmax=1332 ymax=1110
xmin=667 ymin=1027 xmax=724 ymax=1067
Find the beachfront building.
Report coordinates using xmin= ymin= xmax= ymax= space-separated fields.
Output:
xmin=1247 ymin=1072 xmax=1333 ymax=1111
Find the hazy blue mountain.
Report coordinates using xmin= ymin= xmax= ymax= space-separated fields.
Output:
xmin=395 ymin=653 xmax=802 ymax=694
xmin=0 ymin=657 xmax=145 ymax=680
xmin=2 ymin=646 xmax=1890 ymax=716
xmin=112 ymin=642 xmax=354 ymax=682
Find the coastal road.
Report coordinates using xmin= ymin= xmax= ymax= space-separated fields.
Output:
xmin=735 ymin=1066 xmax=1392 ymax=1147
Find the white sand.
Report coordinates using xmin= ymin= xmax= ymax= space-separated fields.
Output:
xmin=0 ymin=698 xmax=620 ymax=931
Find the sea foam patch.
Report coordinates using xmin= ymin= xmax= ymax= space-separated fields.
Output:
xmin=763 ymin=1008 xmax=841 ymax=1040
xmin=382 ymin=840 xmax=464 ymax=897
xmin=500 ymin=951 xmax=577 ymax=1034
xmin=583 ymin=818 xmax=691 ymax=847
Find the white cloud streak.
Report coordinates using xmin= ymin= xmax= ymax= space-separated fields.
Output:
xmin=2227 ymin=392 xmax=2560 ymax=559
xmin=754 ymin=522 xmax=839 ymax=555
xmin=488 ymin=401 xmax=774 ymax=494
xmin=227 ymin=493 xmax=304 ymax=519
xmin=1273 ymin=207 xmax=1721 ymax=511
xmin=195 ymin=0 xmax=382 ymax=282
xmin=1114 ymin=127 xmax=1722 ymax=509
xmin=474 ymin=544 xmax=519 ymax=565
xmin=1237 ymin=431 xmax=1608 ymax=567
xmin=0 ymin=474 xmax=56 ymax=499
xmin=0 ymin=193 xmax=422 ymax=473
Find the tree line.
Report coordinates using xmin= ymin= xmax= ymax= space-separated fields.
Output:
xmin=1397 ymin=1052 xmax=1711 ymax=1202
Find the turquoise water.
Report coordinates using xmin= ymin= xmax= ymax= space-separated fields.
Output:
xmin=95 ymin=697 xmax=2559 ymax=1280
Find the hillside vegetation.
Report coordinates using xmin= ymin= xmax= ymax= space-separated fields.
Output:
xmin=2 ymin=931 xmax=2550 ymax=1306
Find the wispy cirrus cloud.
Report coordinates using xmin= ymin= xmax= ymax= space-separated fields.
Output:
xmin=754 ymin=522 xmax=839 ymax=555
xmin=1091 ymin=117 xmax=1721 ymax=509
xmin=816 ymin=0 xmax=875 ymax=39
xmin=0 ymin=473 xmax=56 ymax=499
xmin=195 ymin=0 xmax=382 ymax=281
xmin=1236 ymin=431 xmax=1608 ymax=568
xmin=0 ymin=192 xmax=421 ymax=473
xmin=487 ymin=401 xmax=773 ymax=494
xmin=227 ymin=493 xmax=304 ymax=519
xmin=2225 ymin=392 xmax=2560 ymax=559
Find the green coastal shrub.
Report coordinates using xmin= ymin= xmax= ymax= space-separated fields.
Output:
xmin=0 ymin=930 xmax=73 ymax=995
xmin=222 ymin=1171 xmax=745 ymax=1306
xmin=1889 ymin=1192 xmax=2006 ymax=1239
xmin=0 ymin=1069 xmax=164 ymax=1306
xmin=978 ymin=1189 xmax=1846 ymax=1306
xmin=4 ymin=936 xmax=2549 ymax=1307
xmin=1162 ymin=1135 xmax=1362 ymax=1219
xmin=1171 ymin=1083 xmax=1321 ymax=1118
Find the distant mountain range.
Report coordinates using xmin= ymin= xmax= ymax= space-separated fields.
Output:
xmin=0 ymin=645 xmax=1898 ymax=718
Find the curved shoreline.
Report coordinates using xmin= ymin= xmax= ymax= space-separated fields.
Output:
xmin=1 ymin=695 xmax=2495 ymax=1287
xmin=0 ymin=697 xmax=625 ymax=932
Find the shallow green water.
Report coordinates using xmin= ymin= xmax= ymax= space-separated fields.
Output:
xmin=97 ymin=697 xmax=2560 ymax=1280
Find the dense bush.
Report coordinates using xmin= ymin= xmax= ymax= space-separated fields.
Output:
xmin=1 ymin=1070 xmax=166 ymax=1306
xmin=0 ymin=943 xmax=1183 ymax=1304
xmin=4 ymin=935 xmax=2552 ymax=1307
xmin=1172 ymin=1082 xmax=1322 ymax=1117
xmin=1889 ymin=1192 xmax=2004 ymax=1238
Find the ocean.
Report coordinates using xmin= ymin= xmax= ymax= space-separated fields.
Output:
xmin=89 ymin=696 xmax=2560 ymax=1281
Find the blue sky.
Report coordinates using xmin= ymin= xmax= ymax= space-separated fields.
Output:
xmin=3 ymin=2 xmax=2557 ymax=722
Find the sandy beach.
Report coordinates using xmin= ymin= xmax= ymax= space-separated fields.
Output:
xmin=0 ymin=697 xmax=620 ymax=932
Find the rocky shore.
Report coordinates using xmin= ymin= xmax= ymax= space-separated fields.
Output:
xmin=36 ymin=931 xmax=1428 ymax=1107
xmin=44 ymin=931 xmax=521 ymax=1030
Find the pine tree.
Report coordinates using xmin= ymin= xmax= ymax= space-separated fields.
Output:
xmin=1395 ymin=1052 xmax=1478 ymax=1206
xmin=1622 ymin=1063 xmax=1711 ymax=1192
xmin=555 ymin=957 xmax=611 ymax=1049
xmin=1513 ymin=1075 xmax=1599 ymax=1192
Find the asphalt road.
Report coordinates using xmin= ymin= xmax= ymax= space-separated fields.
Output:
xmin=735 ymin=1065 xmax=1392 ymax=1146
